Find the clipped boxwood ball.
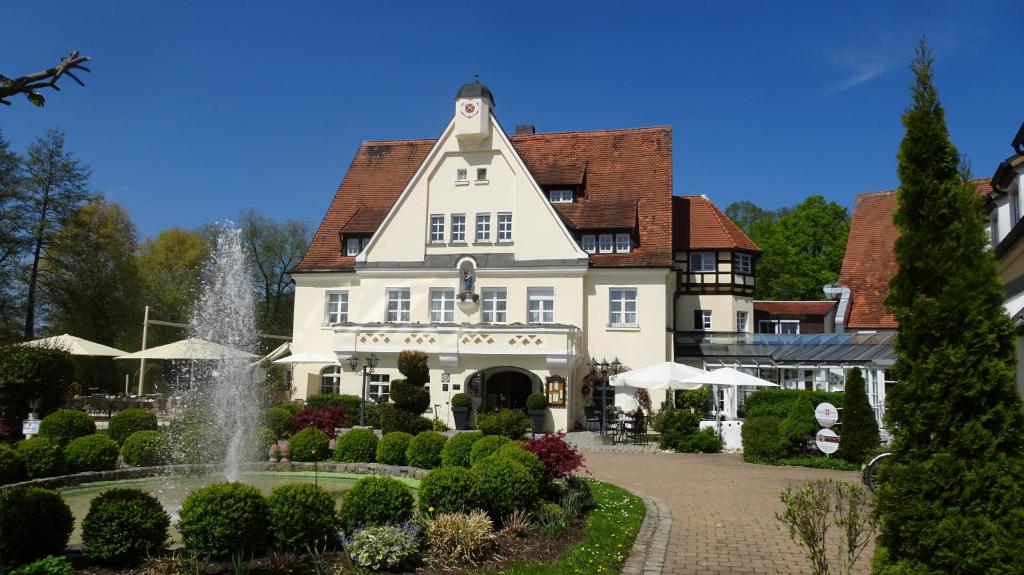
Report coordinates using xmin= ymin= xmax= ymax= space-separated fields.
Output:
xmin=333 ymin=428 xmax=379 ymax=463
xmin=338 ymin=476 xmax=414 ymax=533
xmin=376 ymin=432 xmax=413 ymax=466
xmin=267 ymin=483 xmax=339 ymax=550
xmin=107 ymin=408 xmax=158 ymax=445
xmin=121 ymin=431 xmax=171 ymax=467
xmin=418 ymin=466 xmax=479 ymax=515
xmin=65 ymin=434 xmax=120 ymax=472
xmin=38 ymin=409 xmax=95 ymax=446
xmin=441 ymin=431 xmax=482 ymax=468
xmin=288 ymin=427 xmax=330 ymax=462
xmin=177 ymin=482 xmax=269 ymax=557
xmin=0 ymin=486 xmax=74 ymax=563
xmin=469 ymin=434 xmax=509 ymax=465
xmin=406 ymin=430 xmax=447 ymax=469
xmin=265 ymin=406 xmax=295 ymax=439
xmin=471 ymin=455 xmax=539 ymax=519
xmin=497 ymin=443 xmax=546 ymax=490
xmin=0 ymin=443 xmax=24 ymax=484
xmin=16 ymin=437 xmax=63 ymax=479
xmin=82 ymin=488 xmax=169 ymax=565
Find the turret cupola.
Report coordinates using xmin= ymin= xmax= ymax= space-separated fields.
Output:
xmin=454 ymin=76 xmax=493 ymax=146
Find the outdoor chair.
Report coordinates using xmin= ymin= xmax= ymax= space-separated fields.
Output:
xmin=584 ymin=407 xmax=600 ymax=432
xmin=629 ymin=411 xmax=647 ymax=445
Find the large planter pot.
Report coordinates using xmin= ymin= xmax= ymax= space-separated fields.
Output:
xmin=452 ymin=406 xmax=471 ymax=430
xmin=528 ymin=409 xmax=546 ymax=434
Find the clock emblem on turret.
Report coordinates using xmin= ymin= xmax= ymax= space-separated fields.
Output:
xmin=461 ymin=101 xmax=479 ymax=118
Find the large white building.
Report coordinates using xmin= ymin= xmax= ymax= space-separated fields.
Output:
xmin=289 ymin=81 xmax=758 ymax=432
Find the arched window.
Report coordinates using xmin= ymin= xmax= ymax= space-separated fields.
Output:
xmin=320 ymin=366 xmax=342 ymax=395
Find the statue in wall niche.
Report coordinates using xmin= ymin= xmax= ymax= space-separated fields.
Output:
xmin=463 ymin=269 xmax=475 ymax=294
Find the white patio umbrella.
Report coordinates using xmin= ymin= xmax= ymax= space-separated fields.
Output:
xmin=679 ymin=367 xmax=779 ymax=388
xmin=609 ymin=361 xmax=708 ymax=390
xmin=21 ymin=334 xmax=126 ymax=357
xmin=115 ymin=337 xmax=257 ymax=361
xmin=272 ymin=352 xmax=339 ymax=365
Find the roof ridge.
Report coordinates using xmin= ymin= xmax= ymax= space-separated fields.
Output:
xmin=510 ymin=125 xmax=671 ymax=138
xmin=360 ymin=138 xmax=437 ymax=146
xmin=754 ymin=300 xmax=836 ymax=303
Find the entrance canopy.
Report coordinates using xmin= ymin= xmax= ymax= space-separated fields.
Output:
xmin=609 ymin=361 xmax=707 ymax=390
xmin=21 ymin=334 xmax=126 ymax=357
xmin=115 ymin=337 xmax=256 ymax=361
xmin=273 ymin=352 xmax=339 ymax=365
xmin=680 ymin=366 xmax=779 ymax=388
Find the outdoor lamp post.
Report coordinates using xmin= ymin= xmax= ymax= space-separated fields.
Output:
xmin=348 ymin=353 xmax=379 ymax=427
xmin=588 ymin=356 xmax=622 ymax=435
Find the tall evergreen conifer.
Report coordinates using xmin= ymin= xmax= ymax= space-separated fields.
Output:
xmin=836 ymin=368 xmax=878 ymax=463
xmin=876 ymin=39 xmax=1024 ymax=574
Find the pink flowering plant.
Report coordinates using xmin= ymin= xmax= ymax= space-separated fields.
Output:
xmin=523 ymin=433 xmax=584 ymax=480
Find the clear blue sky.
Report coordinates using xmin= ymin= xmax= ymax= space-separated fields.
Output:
xmin=3 ymin=1 xmax=1021 ymax=238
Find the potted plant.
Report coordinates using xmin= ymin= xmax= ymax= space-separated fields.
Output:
xmin=451 ymin=393 xmax=472 ymax=430
xmin=526 ymin=393 xmax=548 ymax=434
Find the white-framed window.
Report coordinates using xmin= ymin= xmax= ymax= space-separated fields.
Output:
xmin=430 ymin=288 xmax=455 ymax=322
xmin=615 ymin=233 xmax=631 ymax=253
xmin=549 ymin=189 xmax=573 ymax=203
xmin=475 ymin=213 xmax=491 ymax=242
xmin=690 ymin=252 xmax=716 ymax=272
xmin=598 ymin=234 xmax=614 ymax=253
xmin=1012 ymin=188 xmax=1021 ymax=226
xmin=476 ymin=168 xmax=488 ymax=181
xmin=758 ymin=319 xmax=801 ymax=334
xmin=346 ymin=237 xmax=363 ymax=256
xmin=497 ymin=213 xmax=513 ymax=242
xmin=386 ymin=288 xmax=411 ymax=322
xmin=736 ymin=311 xmax=748 ymax=332
xmin=320 ymin=366 xmax=342 ymax=395
xmin=451 ymin=214 xmax=466 ymax=243
xmin=369 ymin=374 xmax=390 ymax=402
xmin=481 ymin=288 xmax=507 ymax=323
xmin=581 ymin=235 xmax=596 ymax=254
xmin=325 ymin=291 xmax=348 ymax=324
xmin=527 ymin=287 xmax=554 ymax=323
xmin=734 ymin=253 xmax=752 ymax=274
xmin=609 ymin=288 xmax=638 ymax=327
xmin=695 ymin=309 xmax=712 ymax=330
xmin=429 ymin=214 xmax=445 ymax=243
xmin=456 ymin=168 xmax=468 ymax=182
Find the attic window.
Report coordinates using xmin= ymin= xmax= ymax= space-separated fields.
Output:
xmin=456 ymin=168 xmax=468 ymax=181
xmin=549 ymin=189 xmax=573 ymax=203
xmin=476 ymin=168 xmax=488 ymax=181
xmin=346 ymin=237 xmax=364 ymax=256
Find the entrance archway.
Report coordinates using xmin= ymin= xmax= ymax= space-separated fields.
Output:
xmin=466 ymin=367 xmax=540 ymax=411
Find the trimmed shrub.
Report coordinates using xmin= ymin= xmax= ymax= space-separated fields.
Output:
xmin=0 ymin=486 xmax=74 ymax=563
xmin=121 ymin=430 xmax=171 ymax=467
xmin=451 ymin=393 xmax=472 ymax=408
xmin=441 ymin=431 xmax=483 ymax=467
xmin=838 ymin=368 xmax=880 ymax=463
xmin=674 ymin=387 xmax=711 ymax=413
xmin=107 ymin=408 xmax=158 ymax=444
xmin=168 ymin=409 xmax=225 ymax=465
xmin=8 ymin=555 xmax=74 ymax=575
xmin=306 ymin=393 xmax=360 ymax=411
xmin=267 ymin=483 xmax=339 ymax=550
xmin=346 ymin=523 xmax=420 ymax=571
xmin=418 ymin=465 xmax=479 ymax=515
xmin=425 ymin=510 xmax=493 ymax=566
xmin=406 ymin=430 xmax=447 ymax=469
xmin=470 ymin=434 xmax=510 ymax=465
xmin=741 ymin=416 xmax=787 ymax=462
xmin=265 ymin=406 xmax=295 ymax=439
xmin=471 ymin=455 xmax=539 ymax=519
xmin=657 ymin=409 xmax=702 ymax=451
xmin=778 ymin=394 xmax=817 ymax=456
xmin=0 ymin=443 xmax=24 ymax=484
xmin=497 ymin=443 xmax=546 ymax=490
xmin=523 ymin=433 xmax=584 ymax=480
xmin=666 ymin=427 xmax=723 ymax=453
xmin=38 ymin=409 xmax=95 ymax=446
xmin=396 ymin=350 xmax=429 ymax=385
xmin=526 ymin=393 xmax=548 ymax=411
xmin=292 ymin=405 xmax=346 ymax=438
xmin=16 ymin=437 xmax=63 ymax=478
xmin=81 ymin=488 xmax=169 ymax=565
xmin=379 ymin=404 xmax=432 ymax=435
xmin=376 ymin=432 xmax=413 ymax=466
xmin=65 ymin=433 xmax=119 ymax=472
xmin=745 ymin=388 xmax=844 ymax=419
xmin=390 ymin=379 xmax=430 ymax=414
xmin=334 ymin=428 xmax=379 ymax=463
xmin=288 ymin=427 xmax=330 ymax=462
xmin=177 ymin=482 xmax=270 ymax=556
xmin=339 ymin=476 xmax=415 ymax=533
xmin=476 ymin=409 xmax=531 ymax=439
xmin=0 ymin=346 xmax=72 ymax=437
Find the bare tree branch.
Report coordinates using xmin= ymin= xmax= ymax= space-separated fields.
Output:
xmin=0 ymin=50 xmax=92 ymax=107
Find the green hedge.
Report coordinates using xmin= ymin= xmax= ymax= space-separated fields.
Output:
xmin=38 ymin=409 xmax=95 ymax=446
xmin=16 ymin=437 xmax=63 ymax=479
xmin=741 ymin=416 xmax=787 ymax=462
xmin=470 ymin=434 xmax=510 ymax=465
xmin=406 ymin=430 xmax=447 ymax=469
xmin=418 ymin=465 xmax=478 ymax=515
xmin=267 ymin=483 xmax=339 ymax=550
xmin=81 ymin=488 xmax=169 ymax=565
xmin=470 ymin=454 xmax=539 ymax=519
xmin=0 ymin=486 xmax=74 ymax=564
xmin=745 ymin=388 xmax=844 ymax=419
xmin=107 ymin=408 xmax=158 ymax=444
xmin=334 ymin=428 xmax=379 ymax=463
xmin=476 ymin=409 xmax=531 ymax=439
xmin=65 ymin=434 xmax=119 ymax=472
xmin=376 ymin=432 xmax=413 ymax=466
xmin=121 ymin=430 xmax=171 ymax=467
xmin=338 ymin=476 xmax=414 ymax=533
xmin=288 ymin=427 xmax=330 ymax=462
xmin=177 ymin=482 xmax=269 ymax=556
xmin=441 ymin=431 xmax=483 ymax=467
xmin=0 ymin=346 xmax=72 ymax=435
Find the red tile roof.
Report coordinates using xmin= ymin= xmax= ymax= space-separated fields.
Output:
xmin=296 ymin=126 xmax=674 ymax=271
xmin=672 ymin=195 xmax=760 ymax=252
xmin=839 ymin=179 xmax=992 ymax=330
xmin=754 ymin=301 xmax=835 ymax=316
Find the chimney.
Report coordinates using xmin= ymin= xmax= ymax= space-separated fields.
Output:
xmin=515 ymin=124 xmax=536 ymax=135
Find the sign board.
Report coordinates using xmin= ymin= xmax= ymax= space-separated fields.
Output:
xmin=815 ymin=428 xmax=840 ymax=454
xmin=22 ymin=418 xmax=40 ymax=437
xmin=815 ymin=402 xmax=839 ymax=428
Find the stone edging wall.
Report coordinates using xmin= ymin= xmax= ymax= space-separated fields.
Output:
xmin=3 ymin=461 xmax=429 ymax=491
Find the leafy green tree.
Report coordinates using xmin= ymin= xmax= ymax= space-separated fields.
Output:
xmin=0 ymin=132 xmax=24 ymax=342
xmin=20 ymin=129 xmax=96 ymax=340
xmin=137 ymin=228 xmax=208 ymax=340
xmin=836 ymin=368 xmax=878 ymax=463
xmin=875 ymin=40 xmax=1024 ymax=574
xmin=724 ymin=200 xmax=778 ymax=235
xmin=238 ymin=210 xmax=311 ymax=338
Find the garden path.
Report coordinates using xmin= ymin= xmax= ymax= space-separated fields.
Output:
xmin=584 ymin=452 xmax=874 ymax=575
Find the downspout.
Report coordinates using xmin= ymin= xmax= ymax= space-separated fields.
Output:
xmin=823 ymin=283 xmax=850 ymax=335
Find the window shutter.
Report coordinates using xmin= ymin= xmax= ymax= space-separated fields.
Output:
xmin=693 ymin=309 xmax=701 ymax=330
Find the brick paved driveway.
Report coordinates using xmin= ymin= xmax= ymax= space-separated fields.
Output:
xmin=585 ymin=452 xmax=873 ymax=575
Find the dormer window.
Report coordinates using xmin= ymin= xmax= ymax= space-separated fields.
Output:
xmin=549 ymin=189 xmax=573 ymax=203
xmin=598 ymin=234 xmax=614 ymax=254
xmin=581 ymin=235 xmax=596 ymax=254
xmin=615 ymin=234 xmax=631 ymax=253
xmin=345 ymin=237 xmax=365 ymax=256
xmin=476 ymin=168 xmax=488 ymax=181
